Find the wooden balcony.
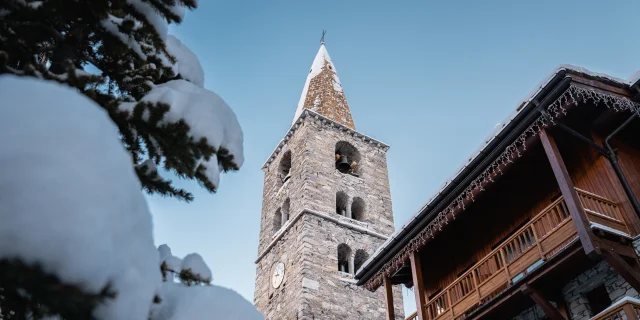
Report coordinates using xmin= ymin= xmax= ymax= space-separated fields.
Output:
xmin=591 ymin=297 xmax=640 ymax=320
xmin=405 ymin=311 xmax=418 ymax=320
xmin=423 ymin=188 xmax=629 ymax=320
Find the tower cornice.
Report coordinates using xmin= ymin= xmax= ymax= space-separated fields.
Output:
xmin=261 ymin=109 xmax=390 ymax=170
xmin=255 ymin=207 xmax=389 ymax=264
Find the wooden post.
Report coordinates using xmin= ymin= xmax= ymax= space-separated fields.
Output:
xmin=410 ymin=251 xmax=427 ymax=320
xmin=522 ymin=284 xmax=566 ymax=320
xmin=540 ymin=129 xmax=599 ymax=258
xmin=601 ymin=249 xmax=640 ymax=293
xmin=383 ymin=275 xmax=396 ymax=320
xmin=530 ymin=225 xmax=545 ymax=260
xmin=622 ymin=303 xmax=637 ymax=319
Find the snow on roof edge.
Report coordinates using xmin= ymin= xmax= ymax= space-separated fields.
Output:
xmin=629 ymin=71 xmax=640 ymax=86
xmin=591 ymin=296 xmax=640 ymax=319
xmin=356 ymin=64 xmax=633 ymax=280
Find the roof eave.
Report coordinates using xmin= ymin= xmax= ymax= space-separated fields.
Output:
xmin=356 ymin=67 xmax=635 ymax=286
xmin=354 ymin=69 xmax=571 ymax=285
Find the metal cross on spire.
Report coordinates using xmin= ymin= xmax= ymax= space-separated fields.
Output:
xmin=320 ymin=29 xmax=326 ymax=44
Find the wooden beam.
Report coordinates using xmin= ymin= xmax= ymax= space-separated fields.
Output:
xmin=410 ymin=251 xmax=427 ymax=320
xmin=540 ymin=129 xmax=599 ymax=258
xmin=596 ymin=237 xmax=637 ymax=259
xmin=522 ymin=284 xmax=566 ymax=320
xmin=383 ymin=274 xmax=395 ymax=320
xmin=601 ymin=249 xmax=640 ymax=293
xmin=550 ymin=293 xmax=570 ymax=319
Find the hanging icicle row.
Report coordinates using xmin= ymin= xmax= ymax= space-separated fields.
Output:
xmin=364 ymin=84 xmax=640 ymax=291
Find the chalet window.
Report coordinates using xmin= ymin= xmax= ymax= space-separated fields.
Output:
xmin=337 ymin=243 xmax=353 ymax=273
xmin=351 ymin=197 xmax=365 ymax=221
xmin=336 ymin=191 xmax=348 ymax=216
xmin=335 ymin=141 xmax=361 ymax=176
xmin=586 ymin=284 xmax=611 ymax=316
xmin=278 ymin=151 xmax=292 ymax=184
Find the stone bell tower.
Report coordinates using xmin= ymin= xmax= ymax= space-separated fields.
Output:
xmin=253 ymin=41 xmax=404 ymax=320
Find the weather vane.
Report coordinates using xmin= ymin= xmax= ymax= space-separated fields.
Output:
xmin=321 ymin=29 xmax=326 ymax=44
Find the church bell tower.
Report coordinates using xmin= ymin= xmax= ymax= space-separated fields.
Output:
xmin=253 ymin=41 xmax=404 ymax=320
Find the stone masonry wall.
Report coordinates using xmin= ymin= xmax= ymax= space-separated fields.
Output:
xmin=255 ymin=115 xmax=403 ymax=319
xmin=298 ymin=118 xmax=395 ymax=236
xmin=513 ymin=305 xmax=550 ymax=320
xmin=512 ymin=238 xmax=640 ymax=320
xmin=254 ymin=219 xmax=305 ymax=320
xmin=562 ymin=260 xmax=639 ymax=320
xmin=511 ymin=260 xmax=638 ymax=320
xmin=256 ymin=122 xmax=313 ymax=256
xmin=299 ymin=214 xmax=404 ymax=320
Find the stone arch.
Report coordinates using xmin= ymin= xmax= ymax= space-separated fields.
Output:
xmin=273 ymin=208 xmax=282 ymax=235
xmin=335 ymin=141 xmax=362 ymax=176
xmin=354 ymin=249 xmax=369 ymax=272
xmin=282 ymin=198 xmax=290 ymax=225
xmin=337 ymin=243 xmax=352 ymax=273
xmin=278 ymin=151 xmax=292 ymax=185
xmin=351 ymin=197 xmax=365 ymax=221
xmin=336 ymin=191 xmax=348 ymax=216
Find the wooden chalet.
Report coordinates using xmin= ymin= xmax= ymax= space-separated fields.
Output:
xmin=355 ymin=67 xmax=640 ymax=320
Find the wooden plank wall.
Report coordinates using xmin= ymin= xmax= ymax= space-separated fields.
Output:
xmin=554 ymin=127 xmax=640 ymax=236
xmin=420 ymin=144 xmax=559 ymax=298
xmin=611 ymin=127 xmax=640 ymax=234
xmin=420 ymin=125 xmax=640 ymax=299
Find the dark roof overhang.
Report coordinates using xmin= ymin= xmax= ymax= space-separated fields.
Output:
xmin=356 ymin=68 xmax=636 ymax=289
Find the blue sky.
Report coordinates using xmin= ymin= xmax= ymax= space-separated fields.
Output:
xmin=151 ymin=0 xmax=639 ymax=315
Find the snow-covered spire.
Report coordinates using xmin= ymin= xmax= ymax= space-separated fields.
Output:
xmin=292 ymin=43 xmax=355 ymax=129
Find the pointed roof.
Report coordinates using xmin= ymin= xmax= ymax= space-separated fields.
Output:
xmin=292 ymin=43 xmax=355 ymax=129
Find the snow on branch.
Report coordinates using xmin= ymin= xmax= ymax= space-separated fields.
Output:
xmin=165 ymin=35 xmax=205 ymax=87
xmin=181 ymin=253 xmax=213 ymax=285
xmin=119 ymin=79 xmax=244 ymax=191
xmin=151 ymin=282 xmax=264 ymax=320
xmin=0 ymin=75 xmax=161 ymax=319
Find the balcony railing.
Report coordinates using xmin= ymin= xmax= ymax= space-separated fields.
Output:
xmin=591 ymin=297 xmax=640 ymax=320
xmin=405 ymin=311 xmax=418 ymax=320
xmin=423 ymin=189 xmax=628 ymax=320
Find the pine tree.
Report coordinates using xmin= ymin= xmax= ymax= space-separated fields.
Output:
xmin=0 ymin=0 xmax=241 ymax=202
xmin=0 ymin=1 xmax=246 ymax=319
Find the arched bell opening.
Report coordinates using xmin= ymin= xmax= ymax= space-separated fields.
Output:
xmin=351 ymin=197 xmax=365 ymax=221
xmin=353 ymin=249 xmax=369 ymax=272
xmin=336 ymin=191 xmax=348 ymax=217
xmin=281 ymin=198 xmax=290 ymax=225
xmin=273 ymin=208 xmax=282 ymax=235
xmin=278 ymin=151 xmax=292 ymax=185
xmin=337 ymin=243 xmax=353 ymax=273
xmin=335 ymin=141 xmax=362 ymax=176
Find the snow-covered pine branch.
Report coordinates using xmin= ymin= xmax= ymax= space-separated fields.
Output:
xmin=0 ymin=75 xmax=261 ymax=319
xmin=152 ymin=244 xmax=263 ymax=320
xmin=0 ymin=75 xmax=160 ymax=319
xmin=0 ymin=0 xmax=244 ymax=201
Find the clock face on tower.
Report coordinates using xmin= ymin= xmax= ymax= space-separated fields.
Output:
xmin=271 ymin=262 xmax=285 ymax=288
